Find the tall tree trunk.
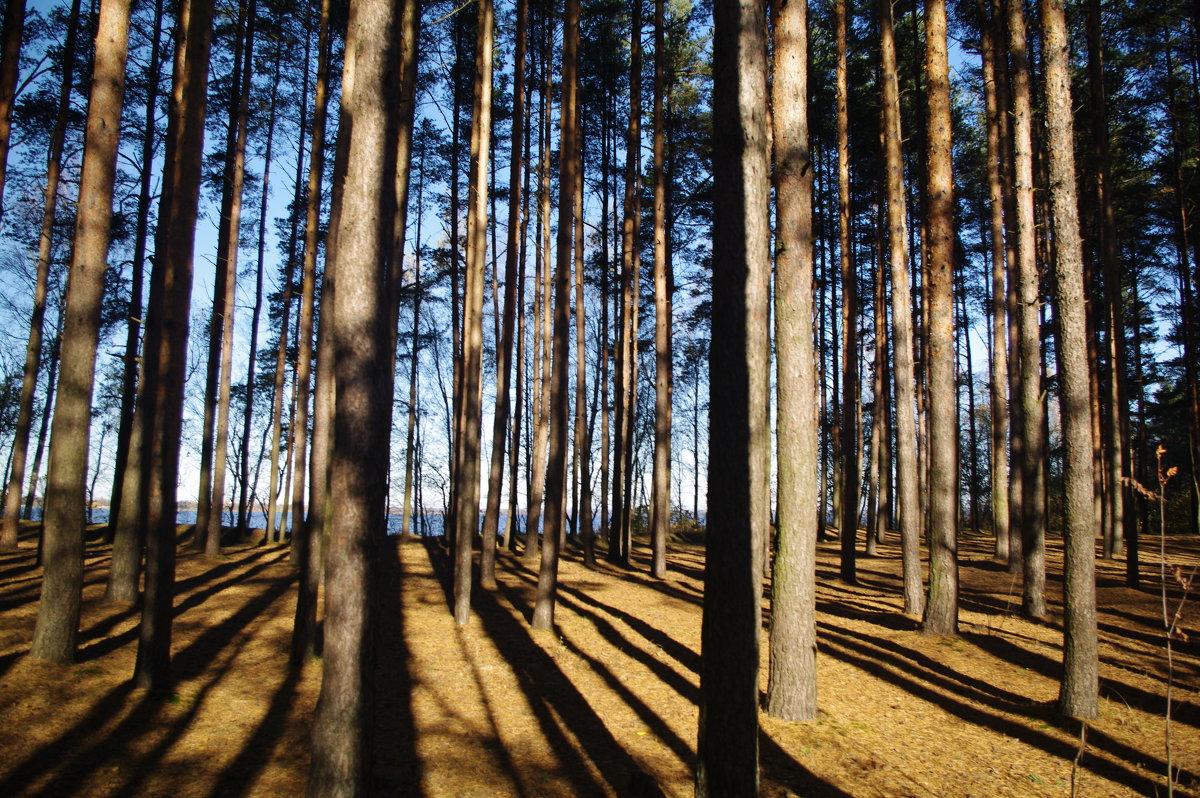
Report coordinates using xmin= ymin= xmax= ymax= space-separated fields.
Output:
xmin=1085 ymin=0 xmax=1134 ymax=581
xmin=29 ymin=0 xmax=131 ymax=662
xmin=979 ymin=0 xmax=1010 ymax=561
xmin=201 ymin=0 xmax=256 ymax=557
xmin=921 ymin=0 xmax=959 ymax=636
xmin=401 ymin=134 xmax=428 ymax=541
xmin=133 ymin=0 xmax=214 ymax=688
xmin=481 ymin=0 xmax=527 ymax=585
xmin=453 ymin=0 xmax=495 ymax=626
xmin=532 ymin=0 xmax=578 ymax=631
xmin=288 ymin=0 xmax=337 ymax=665
xmin=611 ymin=0 xmax=642 ymax=566
xmin=835 ymin=0 xmax=857 ymax=584
xmin=1007 ymin=0 xmax=1047 ymax=619
xmin=1041 ymin=0 xmax=1098 ymax=719
xmin=574 ymin=113 xmax=593 ymax=565
xmin=698 ymin=0 xmax=770 ymax=787
xmin=0 ymin=0 xmax=25 ymax=216
xmin=0 ymin=0 xmax=82 ymax=551
xmin=880 ymin=0 xmax=923 ymax=615
xmin=237 ymin=50 xmax=281 ymax=538
xmin=265 ymin=33 xmax=312 ymax=543
xmin=767 ymin=0 xmax=818 ymax=722
xmin=307 ymin=0 xmax=398 ymax=785
xmin=524 ymin=36 xmax=553 ymax=563
xmin=650 ymin=0 xmax=670 ymax=579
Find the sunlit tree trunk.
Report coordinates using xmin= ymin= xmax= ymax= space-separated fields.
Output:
xmin=767 ymin=0 xmax=818 ymax=723
xmin=880 ymin=0 xmax=923 ymax=615
xmin=978 ymin=0 xmax=1010 ymax=561
xmin=481 ymin=0 xmax=526 ymax=585
xmin=650 ymin=0 xmax=671 ymax=579
xmin=29 ymin=0 xmax=133 ymax=663
xmin=289 ymin=0 xmax=335 ymax=664
xmin=921 ymin=0 xmax=958 ymax=636
xmin=307 ymin=0 xmax=398 ymax=785
xmin=453 ymin=0 xmax=494 ymax=626
xmin=835 ymin=0 xmax=857 ymax=584
xmin=1006 ymin=0 xmax=1047 ymax=619
xmin=0 ymin=0 xmax=82 ymax=552
xmin=1041 ymin=0 xmax=1098 ymax=719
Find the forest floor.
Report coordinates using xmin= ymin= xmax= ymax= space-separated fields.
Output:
xmin=0 ymin=520 xmax=1197 ymax=797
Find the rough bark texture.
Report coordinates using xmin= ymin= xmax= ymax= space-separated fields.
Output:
xmin=453 ymin=0 xmax=494 ymax=626
xmin=29 ymin=0 xmax=131 ymax=663
xmin=835 ymin=0 xmax=858 ymax=585
xmin=1041 ymin=0 xmax=1099 ymax=720
xmin=1006 ymin=0 xmax=1047 ymax=619
xmin=921 ymin=0 xmax=959 ymax=636
xmin=306 ymin=0 xmax=397 ymax=787
xmin=289 ymin=0 xmax=334 ymax=666
xmin=767 ymin=0 xmax=818 ymax=723
xmin=0 ymin=0 xmax=82 ymax=552
xmin=979 ymin=0 xmax=1010 ymax=562
xmin=133 ymin=0 xmax=214 ymax=689
xmin=696 ymin=0 xmax=770 ymax=790
xmin=879 ymin=0 xmax=923 ymax=616
xmin=0 ymin=0 xmax=25 ymax=215
xmin=480 ymin=0 xmax=526 ymax=588
xmin=532 ymin=0 xmax=577 ymax=632
xmin=650 ymin=0 xmax=671 ymax=580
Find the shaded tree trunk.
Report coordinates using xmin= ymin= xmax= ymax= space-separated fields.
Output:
xmin=532 ymin=0 xmax=578 ymax=631
xmin=133 ymin=0 xmax=216 ymax=688
xmin=697 ymin=0 xmax=771 ymax=788
xmin=305 ymin=0 xmax=399 ymax=787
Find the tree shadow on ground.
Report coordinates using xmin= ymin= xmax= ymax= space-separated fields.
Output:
xmin=0 ymin=546 xmax=296 ymax=797
xmin=369 ymin=538 xmax=424 ymax=796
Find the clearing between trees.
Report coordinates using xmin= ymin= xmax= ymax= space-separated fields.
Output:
xmin=0 ymin=522 xmax=1196 ymax=797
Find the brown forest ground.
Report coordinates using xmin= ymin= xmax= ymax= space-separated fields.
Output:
xmin=0 ymin=519 xmax=1197 ymax=797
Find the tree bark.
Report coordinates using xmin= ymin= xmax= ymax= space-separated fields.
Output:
xmin=1041 ymin=0 xmax=1098 ymax=719
xmin=697 ymin=0 xmax=770 ymax=789
xmin=650 ymin=0 xmax=671 ymax=580
xmin=1 ymin=0 xmax=82 ymax=551
xmin=306 ymin=0 xmax=398 ymax=787
xmin=29 ymin=0 xmax=132 ymax=663
xmin=1006 ymin=0 xmax=1047 ymax=619
xmin=921 ymin=0 xmax=958 ymax=636
xmin=481 ymin=0 xmax=526 ymax=586
xmin=879 ymin=0 xmax=923 ymax=615
xmin=532 ymin=0 xmax=578 ymax=631
xmin=767 ymin=0 xmax=818 ymax=722
xmin=0 ymin=0 xmax=26 ymax=216
xmin=453 ymin=0 xmax=494 ymax=626
xmin=133 ymin=0 xmax=215 ymax=689
xmin=835 ymin=0 xmax=857 ymax=584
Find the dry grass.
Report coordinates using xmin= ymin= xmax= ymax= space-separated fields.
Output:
xmin=0 ymin=519 xmax=1197 ymax=796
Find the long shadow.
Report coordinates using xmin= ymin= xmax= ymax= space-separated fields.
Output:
xmin=424 ymin=541 xmax=638 ymax=796
xmin=2 ymin=559 xmax=297 ymax=797
xmin=760 ymin=732 xmax=857 ymax=798
xmin=493 ymin=576 xmax=697 ymax=765
xmin=817 ymin=621 xmax=1183 ymax=794
xmin=963 ymin=630 xmax=1200 ymax=731
xmin=206 ymin=666 xmax=303 ymax=798
xmin=504 ymin=558 xmax=702 ymax=679
xmin=78 ymin=550 xmax=289 ymax=662
xmin=369 ymin=540 xmax=424 ymax=796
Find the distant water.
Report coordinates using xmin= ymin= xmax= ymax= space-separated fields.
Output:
xmin=32 ymin=506 xmax=525 ymax=539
